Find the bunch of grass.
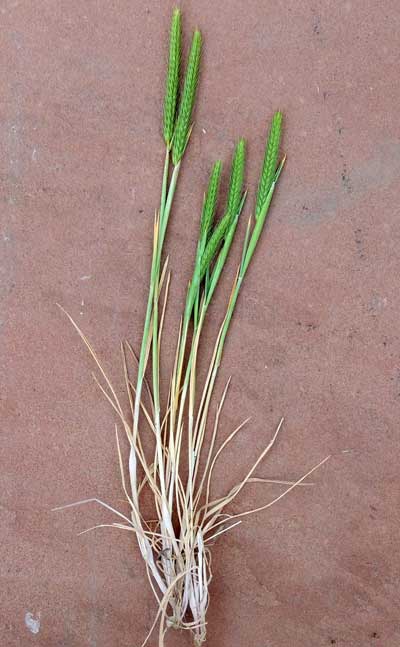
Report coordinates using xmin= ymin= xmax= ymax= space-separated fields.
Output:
xmin=55 ymin=8 xmax=328 ymax=646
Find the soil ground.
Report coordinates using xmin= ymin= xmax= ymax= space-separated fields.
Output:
xmin=1 ymin=2 xmax=399 ymax=646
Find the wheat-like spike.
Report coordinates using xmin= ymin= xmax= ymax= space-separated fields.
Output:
xmin=199 ymin=211 xmax=231 ymax=278
xmin=226 ymin=138 xmax=246 ymax=220
xmin=255 ymin=111 xmax=282 ymax=219
xmin=172 ymin=29 xmax=202 ymax=165
xmin=200 ymin=160 xmax=222 ymax=240
xmin=199 ymin=140 xmax=246 ymax=278
xmin=163 ymin=8 xmax=181 ymax=148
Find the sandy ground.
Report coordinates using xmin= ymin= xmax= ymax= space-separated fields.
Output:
xmin=1 ymin=1 xmax=399 ymax=646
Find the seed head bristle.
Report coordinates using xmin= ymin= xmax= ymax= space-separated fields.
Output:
xmin=172 ymin=29 xmax=202 ymax=165
xmin=255 ymin=111 xmax=283 ymax=219
xmin=163 ymin=8 xmax=182 ymax=148
xmin=200 ymin=160 xmax=222 ymax=240
xmin=226 ymin=138 xmax=246 ymax=221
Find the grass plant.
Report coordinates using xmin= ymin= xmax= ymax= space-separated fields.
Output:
xmin=55 ymin=9 xmax=329 ymax=646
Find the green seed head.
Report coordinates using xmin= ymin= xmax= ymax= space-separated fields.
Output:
xmin=199 ymin=211 xmax=231 ymax=278
xmin=255 ymin=111 xmax=282 ymax=219
xmin=172 ymin=29 xmax=202 ymax=165
xmin=199 ymin=139 xmax=246 ymax=278
xmin=226 ymin=138 xmax=246 ymax=221
xmin=200 ymin=160 xmax=222 ymax=240
xmin=163 ymin=8 xmax=182 ymax=148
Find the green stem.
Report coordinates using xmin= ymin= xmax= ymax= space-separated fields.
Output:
xmin=152 ymin=240 xmax=167 ymax=496
xmin=160 ymin=148 xmax=170 ymax=218
xmin=160 ymin=162 xmax=180 ymax=250
xmin=193 ymin=163 xmax=285 ymax=517
xmin=133 ymin=156 xmax=180 ymax=442
xmin=215 ymin=160 xmax=285 ymax=366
